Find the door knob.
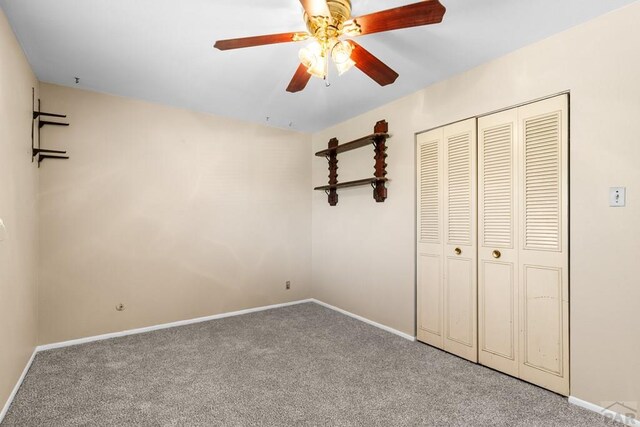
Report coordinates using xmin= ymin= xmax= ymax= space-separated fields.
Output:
xmin=492 ymin=250 xmax=501 ymax=259
xmin=454 ymin=247 xmax=462 ymax=255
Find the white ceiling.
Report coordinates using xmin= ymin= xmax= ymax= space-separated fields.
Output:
xmin=1 ymin=0 xmax=636 ymax=132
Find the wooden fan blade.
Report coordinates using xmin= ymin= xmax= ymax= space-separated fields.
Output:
xmin=214 ymin=32 xmax=304 ymax=50
xmin=353 ymin=0 xmax=446 ymax=36
xmin=299 ymin=0 xmax=331 ymax=17
xmin=349 ymin=41 xmax=399 ymax=86
xmin=286 ymin=64 xmax=312 ymax=93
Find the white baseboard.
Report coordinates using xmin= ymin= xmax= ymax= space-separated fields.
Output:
xmin=569 ymin=396 xmax=639 ymax=426
xmin=311 ymin=299 xmax=416 ymax=342
xmin=0 ymin=349 xmax=37 ymax=424
xmin=37 ymin=298 xmax=414 ymax=352
xmin=37 ymin=299 xmax=314 ymax=352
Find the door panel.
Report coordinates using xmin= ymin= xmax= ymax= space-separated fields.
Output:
xmin=446 ymin=256 xmax=474 ymax=347
xmin=478 ymin=109 xmax=519 ymax=375
xmin=417 ymin=253 xmax=443 ymax=347
xmin=480 ymin=261 xmax=517 ymax=360
xmin=522 ymin=265 xmax=563 ymax=375
xmin=478 ymin=95 xmax=569 ymax=395
xmin=417 ymin=119 xmax=477 ymax=362
xmin=416 ymin=129 xmax=444 ymax=348
xmin=443 ymin=118 xmax=477 ymax=362
xmin=517 ymin=95 xmax=569 ymax=395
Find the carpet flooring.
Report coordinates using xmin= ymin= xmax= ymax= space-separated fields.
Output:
xmin=2 ymin=303 xmax=619 ymax=426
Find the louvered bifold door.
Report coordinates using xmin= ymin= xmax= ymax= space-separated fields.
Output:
xmin=416 ymin=128 xmax=444 ymax=349
xmin=442 ymin=118 xmax=477 ymax=362
xmin=478 ymin=109 xmax=520 ymax=376
xmin=517 ymin=95 xmax=569 ymax=395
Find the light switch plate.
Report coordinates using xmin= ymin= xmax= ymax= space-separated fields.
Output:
xmin=609 ymin=187 xmax=626 ymax=207
xmin=0 ymin=218 xmax=6 ymax=241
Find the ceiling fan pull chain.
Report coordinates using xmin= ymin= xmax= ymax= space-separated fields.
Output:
xmin=324 ymin=47 xmax=331 ymax=87
xmin=327 ymin=40 xmax=339 ymax=87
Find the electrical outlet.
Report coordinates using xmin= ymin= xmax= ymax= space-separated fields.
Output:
xmin=116 ymin=303 xmax=125 ymax=311
xmin=609 ymin=187 xmax=626 ymax=207
xmin=286 ymin=281 xmax=291 ymax=290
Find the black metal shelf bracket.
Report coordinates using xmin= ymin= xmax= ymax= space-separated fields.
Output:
xmin=33 ymin=148 xmax=67 ymax=157
xmin=33 ymin=111 xmax=67 ymax=120
xmin=31 ymin=87 xmax=70 ymax=167
xmin=39 ymin=120 xmax=70 ymax=129
xmin=38 ymin=154 xmax=70 ymax=164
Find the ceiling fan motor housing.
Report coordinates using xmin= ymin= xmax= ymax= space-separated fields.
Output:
xmin=305 ymin=0 xmax=352 ymax=41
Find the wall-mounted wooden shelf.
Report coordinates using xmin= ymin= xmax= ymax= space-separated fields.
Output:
xmin=314 ymin=120 xmax=390 ymax=206
xmin=314 ymin=132 xmax=389 ymax=157
xmin=314 ymin=177 xmax=388 ymax=191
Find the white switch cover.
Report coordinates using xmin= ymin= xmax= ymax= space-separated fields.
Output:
xmin=609 ymin=187 xmax=626 ymax=207
xmin=0 ymin=218 xmax=6 ymax=241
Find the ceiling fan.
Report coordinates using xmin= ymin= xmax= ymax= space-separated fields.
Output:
xmin=214 ymin=0 xmax=446 ymax=93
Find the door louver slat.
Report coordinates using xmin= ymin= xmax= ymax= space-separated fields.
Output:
xmin=524 ymin=113 xmax=561 ymax=251
xmin=482 ymin=124 xmax=513 ymax=247
xmin=420 ymin=141 xmax=440 ymax=243
xmin=447 ymin=132 xmax=472 ymax=244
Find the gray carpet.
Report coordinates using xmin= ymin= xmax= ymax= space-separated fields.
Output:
xmin=2 ymin=303 xmax=618 ymax=426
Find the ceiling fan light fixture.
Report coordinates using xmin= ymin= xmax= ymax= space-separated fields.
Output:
xmin=331 ymin=39 xmax=354 ymax=75
xmin=331 ymin=40 xmax=352 ymax=64
xmin=335 ymin=58 xmax=355 ymax=75
xmin=299 ymin=41 xmax=327 ymax=78
xmin=307 ymin=58 xmax=327 ymax=78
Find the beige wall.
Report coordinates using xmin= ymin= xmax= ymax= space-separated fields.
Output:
xmin=0 ymin=8 xmax=39 ymax=415
xmin=312 ymin=3 xmax=640 ymax=407
xmin=38 ymin=84 xmax=312 ymax=345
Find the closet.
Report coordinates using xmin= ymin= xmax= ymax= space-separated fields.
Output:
xmin=416 ymin=95 xmax=569 ymax=396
